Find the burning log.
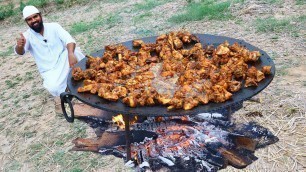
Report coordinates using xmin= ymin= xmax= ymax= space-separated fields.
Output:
xmin=217 ymin=147 xmax=249 ymax=168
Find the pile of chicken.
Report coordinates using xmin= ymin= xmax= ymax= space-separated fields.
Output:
xmin=72 ymin=31 xmax=271 ymax=110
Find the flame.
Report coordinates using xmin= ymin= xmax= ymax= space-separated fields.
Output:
xmin=112 ymin=114 xmax=138 ymax=129
xmin=112 ymin=114 xmax=125 ymax=129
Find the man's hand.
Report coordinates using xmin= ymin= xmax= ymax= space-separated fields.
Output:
xmin=68 ymin=53 xmax=78 ymax=68
xmin=16 ymin=33 xmax=26 ymax=55
xmin=17 ymin=33 xmax=26 ymax=48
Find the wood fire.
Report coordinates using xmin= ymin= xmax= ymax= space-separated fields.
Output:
xmin=71 ymin=113 xmax=278 ymax=171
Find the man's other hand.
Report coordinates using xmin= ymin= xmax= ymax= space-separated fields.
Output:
xmin=68 ymin=53 xmax=78 ymax=68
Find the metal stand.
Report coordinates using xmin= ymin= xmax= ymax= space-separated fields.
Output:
xmin=123 ymin=114 xmax=131 ymax=161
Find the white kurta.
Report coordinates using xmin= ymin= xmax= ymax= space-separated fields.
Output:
xmin=15 ymin=23 xmax=84 ymax=96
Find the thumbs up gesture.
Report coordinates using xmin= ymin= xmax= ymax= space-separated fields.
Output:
xmin=17 ymin=33 xmax=26 ymax=48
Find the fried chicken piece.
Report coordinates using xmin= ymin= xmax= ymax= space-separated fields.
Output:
xmin=229 ymin=42 xmax=243 ymax=52
xmin=210 ymin=85 xmax=232 ymax=103
xmin=105 ymin=44 xmax=117 ymax=51
xmin=102 ymin=51 xmax=116 ymax=62
xmin=256 ymin=70 xmax=265 ymax=82
xmin=262 ymin=66 xmax=272 ymax=75
xmin=161 ymin=71 xmax=175 ymax=78
xmin=102 ymin=92 xmax=119 ymax=101
xmin=245 ymin=77 xmax=258 ymax=87
xmin=142 ymin=87 xmax=158 ymax=105
xmin=112 ymin=86 xmax=127 ymax=98
xmin=173 ymin=37 xmax=183 ymax=49
xmin=228 ymin=81 xmax=242 ymax=92
xmin=172 ymin=50 xmax=184 ymax=60
xmin=246 ymin=66 xmax=258 ymax=78
xmin=177 ymin=31 xmax=200 ymax=44
xmin=209 ymin=70 xmax=221 ymax=84
xmin=190 ymin=34 xmax=200 ymax=43
xmin=156 ymin=34 xmax=167 ymax=44
xmin=77 ymin=80 xmax=102 ymax=94
xmin=72 ymin=67 xmax=84 ymax=81
xmin=141 ymin=43 xmax=157 ymax=52
xmin=83 ymin=69 xmax=97 ymax=80
xmin=83 ymin=79 xmax=96 ymax=86
xmin=188 ymin=43 xmax=203 ymax=58
xmin=132 ymin=39 xmax=144 ymax=47
xmin=85 ymin=55 xmax=102 ymax=70
xmin=157 ymin=94 xmax=172 ymax=105
xmin=95 ymin=73 xmax=110 ymax=83
xmin=220 ymin=65 xmax=233 ymax=81
xmin=146 ymin=56 xmax=159 ymax=64
xmin=179 ymin=49 xmax=190 ymax=56
xmin=246 ymin=51 xmax=261 ymax=62
xmin=167 ymin=97 xmax=183 ymax=110
xmin=121 ymin=65 xmax=134 ymax=76
xmin=85 ymin=82 xmax=101 ymax=94
xmin=216 ymin=44 xmax=230 ymax=55
xmin=232 ymin=61 xmax=248 ymax=79
xmin=77 ymin=84 xmax=93 ymax=92
xmin=196 ymin=94 xmax=209 ymax=104
xmin=138 ymin=90 xmax=157 ymax=106
xmin=122 ymin=96 xmax=137 ymax=107
xmin=98 ymin=86 xmax=118 ymax=101
xmin=159 ymin=45 xmax=172 ymax=60
xmin=138 ymin=50 xmax=151 ymax=66
xmin=183 ymin=97 xmax=199 ymax=110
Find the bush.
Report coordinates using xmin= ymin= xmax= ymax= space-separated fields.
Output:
xmin=0 ymin=3 xmax=15 ymax=20
xmin=55 ymin=0 xmax=65 ymax=5
xmin=25 ymin=0 xmax=48 ymax=8
xmin=169 ymin=0 xmax=232 ymax=23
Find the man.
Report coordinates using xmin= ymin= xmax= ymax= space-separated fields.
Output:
xmin=15 ymin=5 xmax=84 ymax=95
xmin=15 ymin=5 xmax=84 ymax=112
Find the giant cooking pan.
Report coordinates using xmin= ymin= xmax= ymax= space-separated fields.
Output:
xmin=60 ymin=34 xmax=275 ymax=122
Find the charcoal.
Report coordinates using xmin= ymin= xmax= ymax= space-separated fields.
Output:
xmin=76 ymin=116 xmax=110 ymax=129
xmin=205 ymin=142 xmax=223 ymax=154
xmin=98 ymin=148 xmax=125 ymax=158
xmin=173 ymin=157 xmax=197 ymax=171
xmin=148 ymin=158 xmax=171 ymax=171
xmin=236 ymin=149 xmax=258 ymax=162
xmin=202 ymin=150 xmax=226 ymax=168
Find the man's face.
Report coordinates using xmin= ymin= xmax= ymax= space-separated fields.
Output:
xmin=25 ymin=13 xmax=43 ymax=33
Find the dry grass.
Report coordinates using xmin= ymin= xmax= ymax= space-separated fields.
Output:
xmin=0 ymin=0 xmax=305 ymax=171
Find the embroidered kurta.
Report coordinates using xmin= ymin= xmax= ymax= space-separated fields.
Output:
xmin=15 ymin=22 xmax=84 ymax=96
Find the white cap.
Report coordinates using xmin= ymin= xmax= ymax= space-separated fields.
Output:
xmin=23 ymin=6 xmax=40 ymax=19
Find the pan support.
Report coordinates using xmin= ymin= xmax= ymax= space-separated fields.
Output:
xmin=123 ymin=114 xmax=132 ymax=161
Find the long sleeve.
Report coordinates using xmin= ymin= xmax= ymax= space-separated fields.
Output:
xmin=55 ymin=23 xmax=76 ymax=46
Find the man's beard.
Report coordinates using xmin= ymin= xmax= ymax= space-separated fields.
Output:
xmin=29 ymin=20 xmax=44 ymax=33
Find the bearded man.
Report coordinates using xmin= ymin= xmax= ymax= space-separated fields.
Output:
xmin=15 ymin=5 xmax=85 ymax=113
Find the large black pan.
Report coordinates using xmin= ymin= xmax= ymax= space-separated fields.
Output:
xmin=60 ymin=34 xmax=275 ymax=122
